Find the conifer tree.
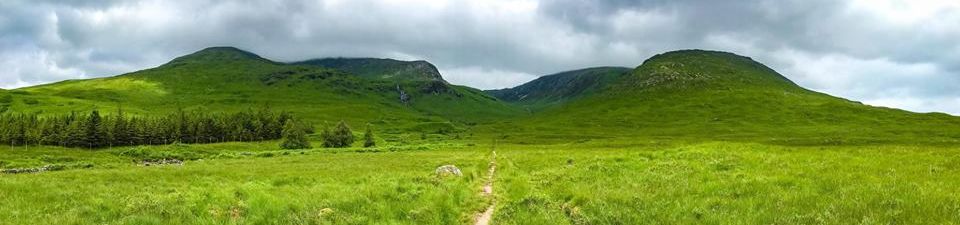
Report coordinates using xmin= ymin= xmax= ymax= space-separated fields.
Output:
xmin=84 ymin=110 xmax=106 ymax=148
xmin=112 ymin=108 xmax=131 ymax=146
xmin=363 ymin=125 xmax=376 ymax=148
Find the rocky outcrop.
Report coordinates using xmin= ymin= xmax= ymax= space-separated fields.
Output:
xmin=141 ymin=159 xmax=184 ymax=166
xmin=397 ymin=84 xmax=410 ymax=104
xmin=1 ymin=164 xmax=65 ymax=174
xmin=295 ymin=58 xmax=447 ymax=82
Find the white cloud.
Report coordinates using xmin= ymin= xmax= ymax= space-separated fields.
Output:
xmin=765 ymin=48 xmax=959 ymax=114
xmin=0 ymin=46 xmax=86 ymax=88
xmin=440 ymin=66 xmax=536 ymax=90
xmin=864 ymin=97 xmax=960 ymax=115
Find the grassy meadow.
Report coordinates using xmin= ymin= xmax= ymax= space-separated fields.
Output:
xmin=0 ymin=141 xmax=490 ymax=225
xmin=4 ymin=137 xmax=960 ymax=224
xmin=494 ymin=141 xmax=960 ymax=224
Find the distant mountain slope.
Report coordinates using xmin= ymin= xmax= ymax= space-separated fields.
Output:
xmin=9 ymin=48 xmax=960 ymax=143
xmin=495 ymin=50 xmax=960 ymax=144
xmin=295 ymin=58 xmax=445 ymax=82
xmin=485 ymin=67 xmax=630 ymax=109
xmin=612 ymin=50 xmax=799 ymax=92
xmin=11 ymin=47 xmax=522 ymax=131
xmin=0 ymin=89 xmax=9 ymax=114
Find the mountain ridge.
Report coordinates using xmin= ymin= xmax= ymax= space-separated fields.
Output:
xmin=163 ymin=46 xmax=276 ymax=66
xmin=6 ymin=47 xmax=960 ymax=144
xmin=485 ymin=66 xmax=631 ymax=110
xmin=9 ymin=46 xmax=523 ymax=131
xmin=487 ymin=49 xmax=960 ymax=144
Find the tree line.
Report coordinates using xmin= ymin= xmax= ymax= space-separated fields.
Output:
xmin=0 ymin=108 xmax=299 ymax=148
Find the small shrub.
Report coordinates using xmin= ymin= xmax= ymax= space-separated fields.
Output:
xmin=363 ymin=126 xmax=376 ymax=148
xmin=321 ymin=121 xmax=354 ymax=148
xmin=280 ymin=120 xmax=311 ymax=149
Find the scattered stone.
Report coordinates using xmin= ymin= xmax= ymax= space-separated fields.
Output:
xmin=141 ymin=159 xmax=184 ymax=166
xmin=435 ymin=165 xmax=463 ymax=177
xmin=2 ymin=167 xmax=41 ymax=174
xmin=1 ymin=164 xmax=64 ymax=174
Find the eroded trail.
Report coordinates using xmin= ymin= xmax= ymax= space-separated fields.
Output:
xmin=474 ymin=150 xmax=497 ymax=225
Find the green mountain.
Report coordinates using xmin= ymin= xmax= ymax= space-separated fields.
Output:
xmin=495 ymin=50 xmax=960 ymax=144
xmin=295 ymin=58 xmax=444 ymax=82
xmin=8 ymin=48 xmax=959 ymax=144
xmin=9 ymin=47 xmax=522 ymax=132
xmin=291 ymin=57 xmax=520 ymax=122
xmin=485 ymin=67 xmax=630 ymax=110
xmin=165 ymin=46 xmax=273 ymax=65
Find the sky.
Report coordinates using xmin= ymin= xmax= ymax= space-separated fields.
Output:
xmin=1 ymin=0 xmax=959 ymax=114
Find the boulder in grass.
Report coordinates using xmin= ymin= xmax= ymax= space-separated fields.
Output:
xmin=435 ymin=165 xmax=462 ymax=177
xmin=317 ymin=208 xmax=334 ymax=218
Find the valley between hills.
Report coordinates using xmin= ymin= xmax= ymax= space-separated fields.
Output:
xmin=2 ymin=47 xmax=960 ymax=224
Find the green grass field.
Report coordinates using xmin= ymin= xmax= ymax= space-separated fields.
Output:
xmin=4 ymin=139 xmax=960 ymax=224
xmin=494 ymin=141 xmax=960 ymax=224
xmin=0 ymin=142 xmax=490 ymax=225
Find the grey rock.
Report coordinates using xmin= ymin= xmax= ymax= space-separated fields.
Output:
xmin=435 ymin=165 xmax=462 ymax=177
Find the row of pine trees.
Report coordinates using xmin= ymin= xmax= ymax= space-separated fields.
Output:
xmin=0 ymin=108 xmax=298 ymax=148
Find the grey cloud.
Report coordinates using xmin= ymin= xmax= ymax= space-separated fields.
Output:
xmin=0 ymin=0 xmax=958 ymax=113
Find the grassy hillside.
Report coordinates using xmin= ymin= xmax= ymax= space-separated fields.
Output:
xmin=0 ymin=89 xmax=9 ymax=114
xmin=295 ymin=58 xmax=445 ymax=82
xmin=493 ymin=50 xmax=960 ymax=144
xmin=291 ymin=58 xmax=525 ymax=123
xmin=8 ymin=47 xmax=522 ymax=133
xmin=485 ymin=67 xmax=631 ymax=111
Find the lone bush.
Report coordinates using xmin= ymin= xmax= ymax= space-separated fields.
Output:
xmin=322 ymin=121 xmax=354 ymax=148
xmin=280 ymin=120 xmax=311 ymax=149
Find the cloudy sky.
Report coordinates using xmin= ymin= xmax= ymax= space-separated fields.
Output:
xmin=1 ymin=0 xmax=959 ymax=114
